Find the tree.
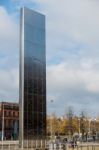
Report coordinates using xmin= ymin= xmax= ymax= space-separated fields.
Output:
xmin=66 ymin=106 xmax=74 ymax=137
xmin=47 ymin=113 xmax=59 ymax=137
xmin=59 ymin=118 xmax=67 ymax=135
xmin=80 ymin=110 xmax=89 ymax=141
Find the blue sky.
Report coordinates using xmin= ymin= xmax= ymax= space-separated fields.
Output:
xmin=0 ymin=0 xmax=99 ymax=117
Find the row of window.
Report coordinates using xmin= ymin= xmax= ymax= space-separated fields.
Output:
xmin=0 ymin=119 xmax=19 ymax=129
xmin=4 ymin=111 xmax=19 ymax=117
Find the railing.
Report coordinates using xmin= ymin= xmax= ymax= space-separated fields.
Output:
xmin=0 ymin=140 xmax=47 ymax=150
xmin=0 ymin=141 xmax=99 ymax=150
xmin=0 ymin=141 xmax=19 ymax=150
xmin=69 ymin=144 xmax=99 ymax=150
xmin=47 ymin=143 xmax=99 ymax=150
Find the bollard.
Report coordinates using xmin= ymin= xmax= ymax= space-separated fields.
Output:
xmin=92 ymin=145 xmax=93 ymax=150
xmin=63 ymin=144 xmax=66 ymax=150
xmin=36 ymin=140 xmax=38 ymax=149
xmin=41 ymin=140 xmax=42 ymax=149
xmin=81 ymin=145 xmax=83 ymax=150
xmin=87 ymin=145 xmax=89 ymax=150
xmin=93 ymin=145 xmax=95 ymax=150
xmin=59 ymin=143 xmax=62 ymax=150
xmin=66 ymin=144 xmax=69 ymax=150
xmin=77 ymin=145 xmax=78 ymax=150
xmin=1 ymin=142 xmax=3 ymax=150
xmin=9 ymin=143 xmax=10 ymax=150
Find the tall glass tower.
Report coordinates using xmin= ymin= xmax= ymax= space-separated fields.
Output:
xmin=19 ymin=7 xmax=46 ymax=148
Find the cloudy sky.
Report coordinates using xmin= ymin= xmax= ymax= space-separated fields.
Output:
xmin=0 ymin=0 xmax=99 ymax=117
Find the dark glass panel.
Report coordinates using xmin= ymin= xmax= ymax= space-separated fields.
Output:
xmin=22 ymin=8 xmax=46 ymax=141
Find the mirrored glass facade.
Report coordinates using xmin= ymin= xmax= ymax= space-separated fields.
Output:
xmin=19 ymin=8 xmax=46 ymax=147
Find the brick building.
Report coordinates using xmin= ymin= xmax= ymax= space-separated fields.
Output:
xmin=0 ymin=102 xmax=19 ymax=140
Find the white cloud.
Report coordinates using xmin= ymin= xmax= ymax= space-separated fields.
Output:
xmin=47 ymin=58 xmax=99 ymax=116
xmin=47 ymin=61 xmax=99 ymax=94
xmin=0 ymin=68 xmax=19 ymax=101
xmin=0 ymin=6 xmax=19 ymax=102
xmin=31 ymin=0 xmax=99 ymax=59
xmin=0 ymin=7 xmax=18 ymax=55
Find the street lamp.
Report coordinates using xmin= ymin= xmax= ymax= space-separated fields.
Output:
xmin=88 ymin=119 xmax=92 ymax=134
xmin=2 ymin=102 xmax=4 ymax=141
xmin=50 ymin=100 xmax=54 ymax=140
xmin=78 ymin=118 xmax=80 ymax=136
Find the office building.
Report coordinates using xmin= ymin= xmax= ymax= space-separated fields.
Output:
xmin=19 ymin=8 xmax=46 ymax=148
xmin=0 ymin=102 xmax=19 ymax=140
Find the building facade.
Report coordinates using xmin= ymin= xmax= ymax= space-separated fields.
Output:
xmin=19 ymin=8 xmax=46 ymax=148
xmin=0 ymin=102 xmax=19 ymax=140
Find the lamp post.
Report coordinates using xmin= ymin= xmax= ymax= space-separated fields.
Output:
xmin=78 ymin=118 xmax=80 ymax=136
xmin=2 ymin=102 xmax=4 ymax=141
xmin=50 ymin=100 xmax=54 ymax=140
xmin=88 ymin=119 xmax=92 ymax=134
